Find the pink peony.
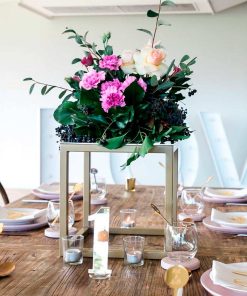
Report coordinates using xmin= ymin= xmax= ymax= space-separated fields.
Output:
xmin=121 ymin=76 xmax=147 ymax=92
xmin=81 ymin=53 xmax=93 ymax=66
xmin=100 ymin=79 xmax=125 ymax=112
xmin=99 ymin=55 xmax=122 ymax=71
xmin=137 ymin=78 xmax=147 ymax=92
xmin=121 ymin=76 xmax=136 ymax=92
xmin=79 ymin=70 xmax=105 ymax=90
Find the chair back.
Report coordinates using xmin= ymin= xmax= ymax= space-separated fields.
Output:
xmin=0 ymin=182 xmax=9 ymax=205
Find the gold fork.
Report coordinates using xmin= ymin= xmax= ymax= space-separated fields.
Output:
xmin=233 ymin=271 xmax=247 ymax=276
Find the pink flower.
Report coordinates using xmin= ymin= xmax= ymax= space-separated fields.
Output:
xmin=121 ymin=76 xmax=147 ymax=92
xmin=99 ymin=55 xmax=122 ymax=71
xmin=101 ymin=79 xmax=122 ymax=93
xmin=72 ymin=75 xmax=81 ymax=82
xmin=171 ymin=66 xmax=182 ymax=77
xmin=137 ymin=78 xmax=147 ymax=92
xmin=79 ymin=70 xmax=105 ymax=90
xmin=81 ymin=53 xmax=93 ymax=66
xmin=100 ymin=88 xmax=125 ymax=113
xmin=100 ymin=79 xmax=125 ymax=112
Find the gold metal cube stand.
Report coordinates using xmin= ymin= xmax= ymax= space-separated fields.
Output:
xmin=59 ymin=143 xmax=178 ymax=259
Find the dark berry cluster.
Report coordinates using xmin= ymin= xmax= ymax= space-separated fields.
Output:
xmin=188 ymin=89 xmax=197 ymax=96
xmin=55 ymin=125 xmax=96 ymax=143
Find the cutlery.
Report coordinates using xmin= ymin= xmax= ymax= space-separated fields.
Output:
xmin=22 ymin=199 xmax=49 ymax=203
xmin=151 ymin=203 xmax=170 ymax=225
xmin=0 ymin=262 xmax=15 ymax=277
xmin=164 ymin=265 xmax=190 ymax=296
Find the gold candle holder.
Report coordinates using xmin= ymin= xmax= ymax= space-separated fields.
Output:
xmin=125 ymin=178 xmax=136 ymax=192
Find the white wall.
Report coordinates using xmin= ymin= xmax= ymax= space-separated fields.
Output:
xmin=0 ymin=2 xmax=247 ymax=188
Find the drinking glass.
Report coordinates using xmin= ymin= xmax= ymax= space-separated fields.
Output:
xmin=47 ymin=200 xmax=75 ymax=231
xmin=180 ymin=189 xmax=204 ymax=216
xmin=62 ymin=235 xmax=84 ymax=265
xmin=165 ymin=222 xmax=198 ymax=263
xmin=90 ymin=176 xmax=107 ymax=200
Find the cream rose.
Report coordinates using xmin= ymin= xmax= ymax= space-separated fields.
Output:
xmin=133 ymin=47 xmax=167 ymax=78
xmin=120 ymin=50 xmax=136 ymax=74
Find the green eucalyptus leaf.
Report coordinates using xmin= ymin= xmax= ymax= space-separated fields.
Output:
xmin=158 ymin=19 xmax=171 ymax=26
xmin=88 ymin=115 xmax=108 ymax=125
xmin=23 ymin=77 xmax=33 ymax=81
xmin=157 ymin=81 xmax=174 ymax=91
xmin=170 ymin=126 xmax=187 ymax=134
xmin=121 ymin=148 xmax=140 ymax=169
xmin=180 ymin=55 xmax=190 ymax=63
xmin=137 ymin=28 xmax=153 ymax=37
xmin=147 ymin=10 xmax=159 ymax=17
xmin=139 ymin=136 xmax=154 ymax=157
xmin=187 ymin=57 xmax=197 ymax=66
xmin=72 ymin=58 xmax=81 ymax=64
xmin=41 ymin=85 xmax=47 ymax=95
xmin=161 ymin=0 xmax=175 ymax=6
xmin=53 ymin=101 xmax=77 ymax=125
xmin=59 ymin=90 xmax=67 ymax=99
xmin=45 ymin=86 xmax=56 ymax=94
xmin=150 ymin=75 xmax=158 ymax=86
xmin=63 ymin=29 xmax=76 ymax=34
xmin=103 ymin=134 xmax=127 ymax=149
xmin=105 ymin=45 xmax=113 ymax=55
xmin=29 ymin=83 xmax=35 ymax=94
xmin=62 ymin=93 xmax=73 ymax=102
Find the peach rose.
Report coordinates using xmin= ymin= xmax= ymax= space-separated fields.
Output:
xmin=120 ymin=50 xmax=136 ymax=74
xmin=146 ymin=48 xmax=166 ymax=66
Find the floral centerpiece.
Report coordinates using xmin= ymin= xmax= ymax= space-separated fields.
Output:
xmin=24 ymin=0 xmax=196 ymax=167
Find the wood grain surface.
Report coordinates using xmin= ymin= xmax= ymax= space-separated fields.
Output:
xmin=0 ymin=185 xmax=247 ymax=296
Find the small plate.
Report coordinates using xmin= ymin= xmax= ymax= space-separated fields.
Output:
xmin=0 ymin=208 xmax=47 ymax=225
xmin=3 ymin=216 xmax=48 ymax=232
xmin=32 ymin=189 xmax=83 ymax=201
xmin=36 ymin=183 xmax=74 ymax=195
xmin=211 ymin=210 xmax=247 ymax=228
xmin=203 ymin=216 xmax=247 ymax=234
xmin=201 ymin=269 xmax=246 ymax=296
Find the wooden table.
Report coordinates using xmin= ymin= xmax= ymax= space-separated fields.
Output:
xmin=0 ymin=186 xmax=247 ymax=296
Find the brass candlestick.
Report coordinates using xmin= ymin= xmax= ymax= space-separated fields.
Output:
xmin=125 ymin=178 xmax=136 ymax=192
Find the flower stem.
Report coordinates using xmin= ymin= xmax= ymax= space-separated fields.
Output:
xmin=31 ymin=79 xmax=73 ymax=92
xmin=152 ymin=0 xmax=162 ymax=48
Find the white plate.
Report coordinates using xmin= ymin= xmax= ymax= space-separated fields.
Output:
xmin=0 ymin=208 xmax=47 ymax=225
xmin=3 ymin=216 xmax=48 ymax=232
xmin=210 ymin=262 xmax=247 ymax=293
xmin=212 ymin=209 xmax=247 ymax=228
xmin=36 ymin=183 xmax=74 ymax=195
xmin=204 ymin=188 xmax=247 ymax=199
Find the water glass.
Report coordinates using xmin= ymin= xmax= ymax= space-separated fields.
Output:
xmin=47 ymin=200 xmax=75 ymax=231
xmin=123 ymin=236 xmax=145 ymax=266
xmin=62 ymin=235 xmax=84 ymax=265
xmin=180 ymin=189 xmax=204 ymax=216
xmin=165 ymin=222 xmax=198 ymax=263
xmin=91 ymin=176 xmax=107 ymax=199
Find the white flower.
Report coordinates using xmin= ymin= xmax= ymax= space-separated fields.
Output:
xmin=120 ymin=50 xmax=136 ymax=74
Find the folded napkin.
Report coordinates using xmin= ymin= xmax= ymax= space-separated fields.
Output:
xmin=204 ymin=187 xmax=247 ymax=199
xmin=211 ymin=209 xmax=247 ymax=227
xmin=211 ymin=260 xmax=247 ymax=292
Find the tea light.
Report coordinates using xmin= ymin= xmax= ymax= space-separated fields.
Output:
xmin=126 ymin=250 xmax=142 ymax=264
xmin=121 ymin=215 xmax=135 ymax=228
xmin=64 ymin=248 xmax=82 ymax=263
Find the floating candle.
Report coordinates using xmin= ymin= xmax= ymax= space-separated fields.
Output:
xmin=126 ymin=250 xmax=142 ymax=264
xmin=64 ymin=248 xmax=82 ymax=264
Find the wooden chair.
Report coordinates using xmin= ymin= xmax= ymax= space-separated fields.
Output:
xmin=0 ymin=182 xmax=9 ymax=205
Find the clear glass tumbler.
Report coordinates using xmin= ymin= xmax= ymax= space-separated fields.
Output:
xmin=165 ymin=222 xmax=198 ymax=263
xmin=180 ymin=189 xmax=204 ymax=216
xmin=47 ymin=200 xmax=75 ymax=231
xmin=123 ymin=236 xmax=145 ymax=266
xmin=120 ymin=209 xmax=137 ymax=228
xmin=62 ymin=235 xmax=84 ymax=265
xmin=90 ymin=176 xmax=107 ymax=200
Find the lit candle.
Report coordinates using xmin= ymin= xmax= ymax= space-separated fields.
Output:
xmin=64 ymin=248 xmax=82 ymax=263
xmin=121 ymin=215 xmax=135 ymax=228
xmin=126 ymin=250 xmax=142 ymax=264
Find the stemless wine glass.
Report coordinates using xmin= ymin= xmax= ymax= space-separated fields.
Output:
xmin=180 ymin=189 xmax=204 ymax=216
xmin=165 ymin=222 xmax=198 ymax=263
xmin=47 ymin=200 xmax=75 ymax=231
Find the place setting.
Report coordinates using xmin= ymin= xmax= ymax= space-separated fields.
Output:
xmin=0 ymin=207 xmax=47 ymax=233
xmin=201 ymin=260 xmax=247 ymax=296
xmin=203 ymin=208 xmax=247 ymax=234
xmin=202 ymin=187 xmax=247 ymax=204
